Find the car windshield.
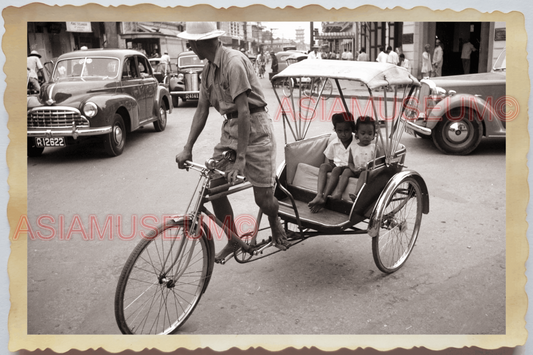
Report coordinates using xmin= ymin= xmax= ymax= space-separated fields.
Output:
xmin=52 ymin=57 xmax=120 ymax=81
xmin=493 ymin=48 xmax=506 ymax=72
xmin=178 ymin=55 xmax=205 ymax=67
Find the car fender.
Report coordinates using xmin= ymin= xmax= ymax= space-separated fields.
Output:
xmin=368 ymin=169 xmax=429 ymax=238
xmin=151 ymin=86 xmax=172 ymax=115
xmin=87 ymin=94 xmax=140 ymax=129
xmin=424 ymin=93 xmax=505 ymax=134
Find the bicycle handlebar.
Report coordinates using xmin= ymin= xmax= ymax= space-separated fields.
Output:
xmin=183 ymin=160 xmax=246 ymax=184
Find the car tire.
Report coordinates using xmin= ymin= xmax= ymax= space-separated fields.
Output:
xmin=172 ymin=95 xmax=179 ymax=108
xmin=27 ymin=138 xmax=44 ymax=157
xmin=154 ymin=101 xmax=167 ymax=132
xmin=432 ymin=108 xmax=483 ymax=155
xmin=104 ymin=113 xmax=126 ymax=157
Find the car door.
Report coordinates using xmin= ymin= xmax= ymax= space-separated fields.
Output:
xmin=121 ymin=56 xmax=143 ymax=127
xmin=136 ymin=55 xmax=158 ymax=120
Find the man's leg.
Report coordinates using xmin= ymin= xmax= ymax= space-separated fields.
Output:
xmin=210 ymin=178 xmax=250 ymax=262
xmin=253 ymin=186 xmax=289 ymax=250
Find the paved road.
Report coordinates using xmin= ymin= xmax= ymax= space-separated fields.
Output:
xmin=26 ymin=75 xmax=506 ymax=336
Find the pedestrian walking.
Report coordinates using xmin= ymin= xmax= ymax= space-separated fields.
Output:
xmin=386 ymin=46 xmax=399 ymax=65
xmin=308 ymin=46 xmax=323 ymax=60
xmin=341 ymin=48 xmax=349 ymax=60
xmin=399 ymin=53 xmax=410 ymax=72
xmin=421 ymin=44 xmax=433 ymax=79
xmin=432 ymin=39 xmax=444 ymax=76
xmin=376 ymin=47 xmax=388 ymax=63
xmin=160 ymin=51 xmax=170 ymax=64
xmin=175 ymin=22 xmax=289 ymax=262
xmin=27 ymin=50 xmax=44 ymax=93
xmin=461 ymin=38 xmax=477 ymax=74
xmin=357 ymin=48 xmax=368 ymax=61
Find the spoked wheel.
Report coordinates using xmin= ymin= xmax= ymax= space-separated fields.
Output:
xmin=115 ymin=218 xmax=214 ymax=334
xmin=303 ymin=78 xmax=332 ymax=99
xmin=281 ymin=78 xmax=293 ymax=97
xmin=372 ymin=177 xmax=423 ymax=273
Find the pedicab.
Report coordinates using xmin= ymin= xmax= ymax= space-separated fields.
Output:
xmin=114 ymin=60 xmax=430 ymax=335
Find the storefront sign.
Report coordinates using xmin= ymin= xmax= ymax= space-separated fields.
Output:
xmin=66 ymin=22 xmax=92 ymax=33
xmin=402 ymin=33 xmax=414 ymax=45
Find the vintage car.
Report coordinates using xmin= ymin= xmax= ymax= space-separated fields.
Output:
xmin=27 ymin=48 xmax=172 ymax=157
xmin=404 ymin=49 xmax=506 ymax=155
xmin=149 ymin=58 xmax=177 ymax=87
xmin=169 ymin=50 xmax=206 ymax=107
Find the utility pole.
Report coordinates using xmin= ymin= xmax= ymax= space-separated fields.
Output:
xmin=310 ymin=22 xmax=314 ymax=50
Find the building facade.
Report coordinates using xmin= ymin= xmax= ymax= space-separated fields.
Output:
xmin=315 ymin=21 xmax=506 ymax=78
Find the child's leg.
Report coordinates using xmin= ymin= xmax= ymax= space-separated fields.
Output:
xmin=331 ymin=167 xmax=354 ymax=200
xmin=308 ymin=163 xmax=333 ymax=212
xmin=323 ymin=166 xmax=343 ymax=198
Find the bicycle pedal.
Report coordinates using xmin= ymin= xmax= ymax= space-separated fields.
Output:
xmin=253 ymin=241 xmax=273 ymax=255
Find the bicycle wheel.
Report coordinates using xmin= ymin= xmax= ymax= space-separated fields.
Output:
xmin=115 ymin=218 xmax=214 ymax=334
xmin=281 ymin=78 xmax=293 ymax=97
xmin=372 ymin=177 xmax=422 ymax=273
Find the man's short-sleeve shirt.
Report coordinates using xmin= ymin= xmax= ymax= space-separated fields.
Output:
xmin=27 ymin=56 xmax=43 ymax=79
xmin=200 ymin=44 xmax=267 ymax=115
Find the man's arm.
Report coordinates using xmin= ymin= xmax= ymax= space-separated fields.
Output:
xmin=226 ymin=92 xmax=250 ymax=184
xmin=176 ymin=92 xmax=210 ymax=168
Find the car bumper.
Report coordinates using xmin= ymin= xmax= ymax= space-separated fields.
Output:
xmin=402 ymin=118 xmax=432 ymax=136
xmin=28 ymin=126 xmax=112 ymax=139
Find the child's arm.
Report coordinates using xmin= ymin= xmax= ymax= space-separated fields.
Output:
xmin=348 ymin=150 xmax=362 ymax=177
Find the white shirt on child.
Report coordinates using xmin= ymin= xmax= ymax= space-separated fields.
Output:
xmin=324 ymin=135 xmax=357 ymax=167
xmin=351 ymin=142 xmax=376 ymax=169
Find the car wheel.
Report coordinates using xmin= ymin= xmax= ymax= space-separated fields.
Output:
xmin=172 ymin=95 xmax=179 ymax=108
xmin=154 ymin=101 xmax=167 ymax=132
xmin=27 ymin=138 xmax=44 ymax=157
xmin=432 ymin=108 xmax=483 ymax=155
xmin=104 ymin=114 xmax=126 ymax=157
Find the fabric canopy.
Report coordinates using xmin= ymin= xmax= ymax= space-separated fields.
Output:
xmin=273 ymin=60 xmax=419 ymax=89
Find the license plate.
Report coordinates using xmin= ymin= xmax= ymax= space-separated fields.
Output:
xmin=186 ymin=93 xmax=199 ymax=99
xmin=35 ymin=137 xmax=66 ymax=147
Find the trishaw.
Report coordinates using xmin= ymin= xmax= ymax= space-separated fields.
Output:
xmin=114 ymin=60 xmax=430 ymax=335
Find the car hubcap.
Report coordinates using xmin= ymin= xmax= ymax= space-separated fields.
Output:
xmin=446 ymin=122 xmax=470 ymax=143
xmin=114 ymin=125 xmax=123 ymax=145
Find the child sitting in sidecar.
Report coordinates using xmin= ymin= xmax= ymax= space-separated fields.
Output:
xmin=308 ymin=114 xmax=379 ymax=213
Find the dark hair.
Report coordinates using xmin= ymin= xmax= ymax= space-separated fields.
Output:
xmin=386 ymin=46 xmax=392 ymax=51
xmin=332 ymin=112 xmax=356 ymax=131
xmin=360 ymin=47 xmax=366 ymax=53
xmin=399 ymin=53 xmax=405 ymax=59
xmin=355 ymin=116 xmax=377 ymax=133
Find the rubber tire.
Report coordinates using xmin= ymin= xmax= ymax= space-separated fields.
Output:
xmin=172 ymin=95 xmax=180 ymax=108
xmin=153 ymin=100 xmax=167 ymax=132
xmin=27 ymin=138 xmax=44 ymax=157
xmin=104 ymin=114 xmax=126 ymax=157
xmin=114 ymin=218 xmax=214 ymax=334
xmin=281 ymin=78 xmax=293 ymax=97
xmin=432 ymin=108 xmax=483 ymax=155
xmin=372 ymin=177 xmax=423 ymax=273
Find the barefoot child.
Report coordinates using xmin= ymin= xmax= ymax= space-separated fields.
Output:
xmin=348 ymin=116 xmax=379 ymax=201
xmin=308 ymin=112 xmax=357 ymax=213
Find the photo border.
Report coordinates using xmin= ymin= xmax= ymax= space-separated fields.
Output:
xmin=5 ymin=3 xmax=528 ymax=353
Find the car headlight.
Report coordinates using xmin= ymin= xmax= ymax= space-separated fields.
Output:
xmin=83 ymin=102 xmax=98 ymax=118
xmin=177 ymin=73 xmax=184 ymax=81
